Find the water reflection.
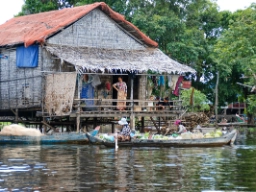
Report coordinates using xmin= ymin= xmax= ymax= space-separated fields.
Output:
xmin=0 ymin=131 xmax=256 ymax=191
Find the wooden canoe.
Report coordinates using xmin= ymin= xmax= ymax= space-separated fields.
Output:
xmin=87 ymin=130 xmax=237 ymax=148
xmin=0 ymin=130 xmax=99 ymax=145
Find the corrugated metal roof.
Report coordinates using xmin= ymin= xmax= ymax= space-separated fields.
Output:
xmin=0 ymin=2 xmax=158 ymax=48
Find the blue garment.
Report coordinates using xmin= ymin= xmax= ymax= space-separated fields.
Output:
xmin=158 ymin=76 xmax=165 ymax=86
xmin=81 ymin=82 xmax=94 ymax=106
xmin=16 ymin=45 xmax=38 ymax=68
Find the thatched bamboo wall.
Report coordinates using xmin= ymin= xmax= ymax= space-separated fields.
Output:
xmin=48 ymin=8 xmax=145 ymax=50
xmin=0 ymin=47 xmax=43 ymax=110
xmin=0 ymin=47 xmax=75 ymax=110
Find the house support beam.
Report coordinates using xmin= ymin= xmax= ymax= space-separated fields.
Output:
xmin=41 ymin=121 xmax=55 ymax=132
xmin=77 ymin=73 xmax=81 ymax=132
xmin=10 ymin=108 xmax=24 ymax=124
xmin=150 ymin=117 xmax=160 ymax=134
xmin=129 ymin=73 xmax=136 ymax=130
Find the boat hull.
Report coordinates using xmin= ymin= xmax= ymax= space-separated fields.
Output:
xmin=101 ymin=130 xmax=237 ymax=148
xmin=86 ymin=132 xmax=104 ymax=145
xmin=0 ymin=133 xmax=89 ymax=145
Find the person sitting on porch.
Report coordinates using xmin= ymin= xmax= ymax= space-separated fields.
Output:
xmin=148 ymin=95 xmax=155 ymax=111
xmin=157 ymin=97 xmax=173 ymax=110
xmin=155 ymin=96 xmax=162 ymax=110
xmin=117 ymin=117 xmax=131 ymax=141
xmin=113 ymin=77 xmax=127 ymax=111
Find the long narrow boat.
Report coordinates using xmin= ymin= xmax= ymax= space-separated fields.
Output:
xmin=0 ymin=130 xmax=98 ymax=145
xmin=86 ymin=130 xmax=237 ymax=148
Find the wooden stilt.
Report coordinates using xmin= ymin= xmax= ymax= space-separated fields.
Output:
xmin=15 ymin=108 xmax=18 ymax=123
xmin=76 ymin=113 xmax=80 ymax=132
xmin=140 ymin=117 xmax=145 ymax=133
xmin=129 ymin=73 xmax=135 ymax=130
xmin=150 ymin=117 xmax=160 ymax=134
xmin=93 ymin=117 xmax=97 ymax=128
xmin=77 ymin=73 xmax=81 ymax=132
xmin=10 ymin=108 xmax=24 ymax=124
xmin=112 ymin=122 xmax=114 ymax=133
xmin=41 ymin=121 xmax=55 ymax=133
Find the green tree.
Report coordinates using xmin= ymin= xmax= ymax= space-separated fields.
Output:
xmin=213 ymin=4 xmax=256 ymax=121
xmin=17 ymin=0 xmax=79 ymax=15
xmin=181 ymin=88 xmax=210 ymax=112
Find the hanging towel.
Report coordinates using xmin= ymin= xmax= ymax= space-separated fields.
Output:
xmin=173 ymin=76 xmax=183 ymax=96
xmin=91 ymin=75 xmax=101 ymax=88
xmin=171 ymin=75 xmax=179 ymax=90
xmin=168 ymin=75 xmax=173 ymax=88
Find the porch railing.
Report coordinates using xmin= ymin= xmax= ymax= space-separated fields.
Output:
xmin=72 ymin=98 xmax=185 ymax=113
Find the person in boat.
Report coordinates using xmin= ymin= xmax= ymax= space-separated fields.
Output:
xmin=116 ymin=117 xmax=131 ymax=141
xmin=175 ymin=120 xmax=187 ymax=134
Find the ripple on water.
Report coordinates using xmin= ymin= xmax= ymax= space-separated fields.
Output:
xmin=200 ymin=176 xmax=215 ymax=181
xmin=8 ymin=159 xmax=25 ymax=162
xmin=0 ymin=139 xmax=256 ymax=191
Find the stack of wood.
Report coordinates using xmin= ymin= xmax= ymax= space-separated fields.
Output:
xmin=183 ymin=112 xmax=209 ymax=129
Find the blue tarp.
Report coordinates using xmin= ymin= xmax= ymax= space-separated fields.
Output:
xmin=16 ymin=45 xmax=39 ymax=68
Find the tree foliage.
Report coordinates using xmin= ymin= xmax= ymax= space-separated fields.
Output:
xmin=17 ymin=0 xmax=79 ymax=15
xmin=213 ymin=4 xmax=256 ymax=119
xmin=181 ymin=88 xmax=210 ymax=112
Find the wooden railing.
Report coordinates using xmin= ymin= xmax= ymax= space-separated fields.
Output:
xmin=72 ymin=98 xmax=185 ymax=116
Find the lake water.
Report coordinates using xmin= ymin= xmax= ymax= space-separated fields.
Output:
xmin=0 ymin=129 xmax=256 ymax=192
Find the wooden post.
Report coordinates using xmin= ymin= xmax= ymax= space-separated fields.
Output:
xmin=93 ymin=117 xmax=97 ymax=128
xmin=150 ymin=117 xmax=160 ymax=134
xmin=111 ymin=122 xmax=114 ymax=133
xmin=41 ymin=121 xmax=55 ymax=133
xmin=15 ymin=108 xmax=18 ymax=123
xmin=129 ymin=73 xmax=135 ymax=130
xmin=76 ymin=73 xmax=81 ymax=132
xmin=10 ymin=108 xmax=24 ymax=124
xmin=140 ymin=116 xmax=145 ymax=133
xmin=215 ymin=71 xmax=219 ymax=125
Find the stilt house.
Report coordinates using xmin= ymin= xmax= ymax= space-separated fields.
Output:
xmin=0 ymin=2 xmax=195 ymax=131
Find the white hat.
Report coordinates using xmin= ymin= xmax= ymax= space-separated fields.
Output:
xmin=118 ymin=118 xmax=128 ymax=125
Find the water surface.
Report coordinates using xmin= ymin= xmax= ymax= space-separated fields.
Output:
xmin=0 ymin=130 xmax=256 ymax=191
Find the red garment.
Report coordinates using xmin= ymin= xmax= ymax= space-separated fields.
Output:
xmin=105 ymin=81 xmax=111 ymax=91
xmin=173 ymin=76 xmax=183 ymax=96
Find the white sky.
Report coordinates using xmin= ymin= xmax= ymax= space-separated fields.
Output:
xmin=0 ymin=0 xmax=255 ymax=25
